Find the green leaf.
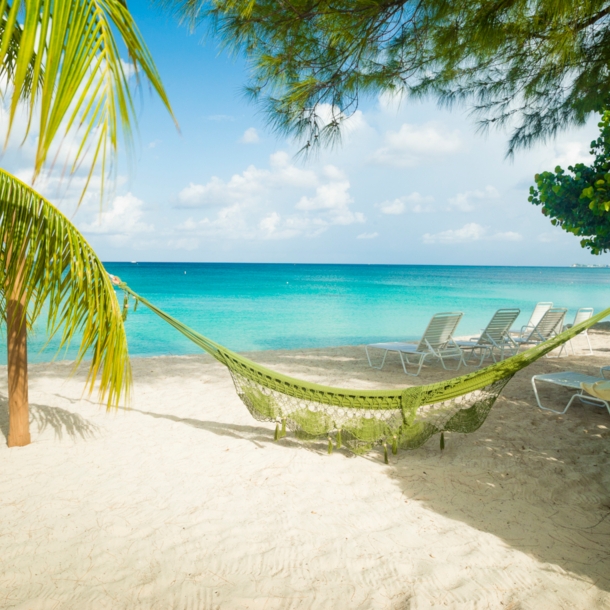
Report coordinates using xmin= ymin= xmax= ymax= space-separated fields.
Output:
xmin=0 ymin=0 xmax=178 ymax=204
xmin=0 ymin=169 xmax=130 ymax=407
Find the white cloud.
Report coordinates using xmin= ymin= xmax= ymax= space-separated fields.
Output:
xmin=380 ymin=199 xmax=405 ymax=215
xmin=240 ymin=127 xmax=260 ymax=144
xmin=380 ymin=192 xmax=435 ymax=215
xmin=447 ymin=185 xmax=499 ymax=212
xmin=174 ymin=154 xmax=364 ymax=240
xmin=168 ymin=238 xmax=199 ymax=251
xmin=258 ymin=212 xmax=304 ymax=240
xmin=423 ymin=223 xmax=487 ymax=244
xmin=176 ymin=151 xmax=318 ymax=208
xmin=80 ymin=193 xmax=154 ymax=237
xmin=378 ymin=89 xmax=406 ymax=114
xmin=259 ymin=211 xmax=281 ymax=233
xmin=371 ymin=122 xmax=462 ymax=167
xmin=357 ymin=232 xmax=379 ymax=239
xmin=423 ymin=223 xmax=522 ymax=244
xmin=295 ymin=166 xmax=364 ymax=225
xmin=547 ymin=141 xmax=593 ymax=169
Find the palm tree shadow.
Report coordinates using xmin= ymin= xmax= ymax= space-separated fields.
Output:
xmin=124 ymin=406 xmax=328 ymax=454
xmin=0 ymin=393 xmax=99 ymax=444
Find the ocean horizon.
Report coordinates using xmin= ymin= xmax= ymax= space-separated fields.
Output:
xmin=14 ymin=262 xmax=610 ymax=363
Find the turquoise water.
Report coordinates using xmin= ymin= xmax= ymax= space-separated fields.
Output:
xmin=15 ymin=263 xmax=610 ymax=362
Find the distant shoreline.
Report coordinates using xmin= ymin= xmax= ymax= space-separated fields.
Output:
xmin=103 ymin=260 xmax=610 ymax=269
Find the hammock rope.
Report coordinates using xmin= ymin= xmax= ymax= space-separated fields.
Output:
xmin=117 ymin=280 xmax=610 ymax=459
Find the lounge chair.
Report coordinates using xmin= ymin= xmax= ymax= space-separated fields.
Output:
xmin=455 ymin=308 xmax=520 ymax=367
xmin=564 ymin=307 xmax=594 ymax=355
xmin=531 ymin=367 xmax=610 ymax=414
xmin=511 ymin=301 xmax=553 ymax=338
xmin=365 ymin=312 xmax=465 ymax=376
xmin=513 ymin=307 xmax=568 ymax=355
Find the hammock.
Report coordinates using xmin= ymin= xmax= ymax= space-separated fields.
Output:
xmin=117 ymin=280 xmax=609 ymax=460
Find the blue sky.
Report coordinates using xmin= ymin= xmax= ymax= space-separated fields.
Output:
xmin=2 ymin=1 xmax=608 ymax=266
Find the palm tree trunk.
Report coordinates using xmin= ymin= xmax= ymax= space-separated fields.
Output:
xmin=6 ymin=268 xmax=30 ymax=447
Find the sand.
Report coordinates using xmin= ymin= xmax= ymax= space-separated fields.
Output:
xmin=1 ymin=330 xmax=609 ymax=609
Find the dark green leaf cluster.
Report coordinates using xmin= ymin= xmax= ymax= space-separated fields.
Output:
xmin=169 ymin=0 xmax=610 ymax=155
xmin=529 ymin=111 xmax=610 ymax=254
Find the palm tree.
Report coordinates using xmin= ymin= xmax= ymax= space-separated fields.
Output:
xmin=1 ymin=0 xmax=175 ymax=446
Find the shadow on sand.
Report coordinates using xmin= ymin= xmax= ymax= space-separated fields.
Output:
xmin=0 ymin=393 xmax=99 ymax=444
xmin=126 ymin=366 xmax=610 ymax=593
xmin=4 ymin=342 xmax=608 ymax=590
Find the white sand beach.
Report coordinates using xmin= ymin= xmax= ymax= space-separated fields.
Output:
xmin=1 ymin=331 xmax=610 ymax=609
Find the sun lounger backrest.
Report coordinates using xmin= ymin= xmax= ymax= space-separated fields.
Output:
xmin=526 ymin=302 xmax=553 ymax=330
xmin=573 ymin=307 xmax=594 ymax=326
xmin=478 ymin=308 xmax=520 ymax=344
xmin=527 ymin=307 xmax=567 ymax=340
xmin=416 ymin=312 xmax=463 ymax=351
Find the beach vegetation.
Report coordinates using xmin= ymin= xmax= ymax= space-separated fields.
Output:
xmin=529 ymin=111 xmax=610 ymax=254
xmin=1 ymin=0 xmax=175 ymax=446
xmin=169 ymin=0 xmax=610 ymax=156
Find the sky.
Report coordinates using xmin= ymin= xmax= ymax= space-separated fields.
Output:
xmin=1 ymin=1 xmax=608 ymax=267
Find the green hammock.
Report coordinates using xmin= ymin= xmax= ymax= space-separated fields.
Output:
xmin=118 ymin=281 xmax=609 ymax=460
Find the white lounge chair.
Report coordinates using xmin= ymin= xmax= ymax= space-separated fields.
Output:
xmin=455 ymin=308 xmax=520 ymax=367
xmin=513 ymin=307 xmax=568 ymax=355
xmin=511 ymin=301 xmax=553 ymax=338
xmin=365 ymin=312 xmax=465 ymax=376
xmin=531 ymin=367 xmax=610 ymax=414
xmin=564 ymin=307 xmax=594 ymax=355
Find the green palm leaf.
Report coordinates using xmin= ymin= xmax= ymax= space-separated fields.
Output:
xmin=0 ymin=0 xmax=177 ymax=201
xmin=0 ymin=168 xmax=130 ymax=407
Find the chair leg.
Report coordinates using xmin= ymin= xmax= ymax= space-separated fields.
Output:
xmin=399 ymin=351 xmax=425 ymax=376
xmin=531 ymin=377 xmax=609 ymax=414
xmin=398 ymin=352 xmax=426 ymax=377
xmin=574 ymin=392 xmax=610 ymax=414
xmin=531 ymin=376 xmax=573 ymax=414
xmin=460 ymin=348 xmax=476 ymax=365
xmin=585 ymin=331 xmax=593 ymax=355
xmin=482 ymin=346 xmax=493 ymax=366
xmin=439 ymin=352 xmax=463 ymax=371
xmin=365 ymin=346 xmax=388 ymax=370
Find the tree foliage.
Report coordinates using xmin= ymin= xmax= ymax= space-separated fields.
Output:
xmin=170 ymin=0 xmax=610 ymax=155
xmin=0 ymin=170 xmax=131 ymax=406
xmin=0 ymin=0 xmax=177 ymax=201
xmin=0 ymin=1 xmax=176 ymax=408
xmin=529 ymin=111 xmax=610 ymax=255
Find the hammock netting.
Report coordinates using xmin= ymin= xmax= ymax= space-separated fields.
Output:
xmin=118 ymin=282 xmax=609 ymax=459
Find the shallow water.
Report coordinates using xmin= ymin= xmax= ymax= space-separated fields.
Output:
xmin=15 ymin=262 xmax=610 ymax=362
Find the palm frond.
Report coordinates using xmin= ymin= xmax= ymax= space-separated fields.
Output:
xmin=0 ymin=168 xmax=131 ymax=407
xmin=0 ymin=0 xmax=177 ymax=202
xmin=0 ymin=10 xmax=41 ymax=103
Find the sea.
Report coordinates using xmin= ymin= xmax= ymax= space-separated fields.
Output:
xmin=12 ymin=263 xmax=610 ymax=363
